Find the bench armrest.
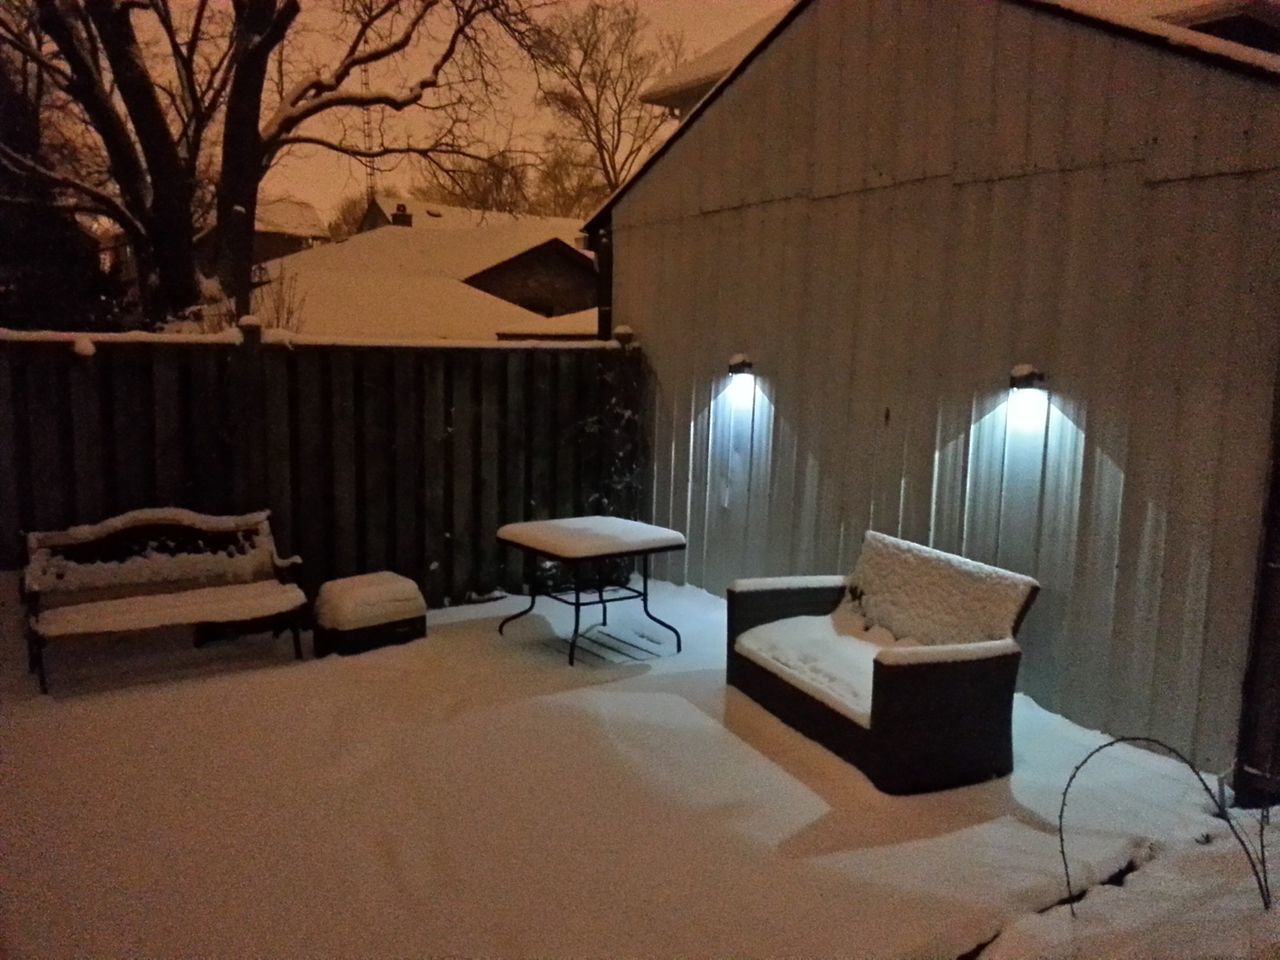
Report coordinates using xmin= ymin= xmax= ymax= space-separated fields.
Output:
xmin=726 ymin=575 xmax=847 ymax=654
xmin=874 ymin=637 xmax=1019 ymax=666
xmin=273 ymin=553 xmax=304 ymax=584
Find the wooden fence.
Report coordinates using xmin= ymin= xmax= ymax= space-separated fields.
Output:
xmin=0 ymin=328 xmax=644 ymax=606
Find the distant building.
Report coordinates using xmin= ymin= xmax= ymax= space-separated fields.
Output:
xmin=358 ymin=195 xmax=580 ymax=235
xmin=197 ymin=197 xmax=330 ymax=274
xmin=254 ymin=219 xmax=598 ymax=343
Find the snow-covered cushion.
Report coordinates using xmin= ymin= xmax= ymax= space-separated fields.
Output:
xmin=850 ymin=532 xmax=1037 ymax=647
xmin=734 ymin=602 xmax=895 ymax=729
xmin=33 ymin=579 xmax=306 ymax=638
xmin=315 ymin=571 xmax=426 ymax=631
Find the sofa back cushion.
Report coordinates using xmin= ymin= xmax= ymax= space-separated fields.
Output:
xmin=850 ymin=531 xmax=1038 ymax=646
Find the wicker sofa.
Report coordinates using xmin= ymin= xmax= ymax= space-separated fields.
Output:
xmin=726 ymin=532 xmax=1039 ymax=794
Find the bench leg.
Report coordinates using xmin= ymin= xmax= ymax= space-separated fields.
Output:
xmin=27 ymin=632 xmax=47 ymax=694
xmin=291 ymin=624 xmax=303 ymax=660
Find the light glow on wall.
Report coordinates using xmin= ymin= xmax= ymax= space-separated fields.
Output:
xmin=1006 ymin=386 xmax=1050 ymax=435
xmin=727 ymin=370 xmax=757 ymax=412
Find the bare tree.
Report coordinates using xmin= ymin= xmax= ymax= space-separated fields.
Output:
xmin=532 ymin=1 xmax=680 ymax=196
xmin=413 ymin=148 xmax=531 ymax=213
xmin=0 ymin=0 xmax=542 ymax=324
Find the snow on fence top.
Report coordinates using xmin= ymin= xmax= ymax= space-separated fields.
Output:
xmin=0 ymin=327 xmax=244 ymax=346
xmin=0 ymin=325 xmax=623 ymax=351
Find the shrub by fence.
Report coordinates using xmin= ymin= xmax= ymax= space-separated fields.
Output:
xmin=0 ymin=326 xmax=643 ymax=607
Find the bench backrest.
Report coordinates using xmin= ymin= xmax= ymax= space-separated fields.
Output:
xmin=850 ymin=531 xmax=1038 ymax=646
xmin=24 ymin=508 xmax=280 ymax=606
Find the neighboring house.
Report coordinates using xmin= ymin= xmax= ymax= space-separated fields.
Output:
xmin=254 ymin=224 xmax=598 ymax=343
xmin=358 ymin=194 xmax=583 ymax=236
xmin=588 ymin=0 xmax=1280 ymax=794
xmin=251 ymin=198 xmax=331 ymax=262
xmin=196 ymin=197 xmax=330 ymax=274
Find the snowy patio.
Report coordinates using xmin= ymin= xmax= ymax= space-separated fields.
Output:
xmin=1 ymin=574 xmax=1274 ymax=959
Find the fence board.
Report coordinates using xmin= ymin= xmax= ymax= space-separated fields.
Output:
xmin=25 ymin=352 xmax=70 ymax=531
xmin=263 ymin=351 xmax=294 ymax=557
xmin=502 ymin=352 xmax=528 ymax=593
xmin=422 ymin=353 xmax=448 ymax=606
xmin=391 ymin=351 xmax=422 ymax=585
xmin=0 ymin=353 xmax=18 ymax=566
xmin=477 ymin=352 xmax=503 ymax=594
xmin=450 ymin=353 xmax=476 ymax=600
xmin=360 ymin=350 xmax=393 ymax=573
xmin=150 ymin=351 xmax=184 ymax=510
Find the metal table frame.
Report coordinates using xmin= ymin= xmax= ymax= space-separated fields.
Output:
xmin=497 ymin=539 xmax=687 ymax=665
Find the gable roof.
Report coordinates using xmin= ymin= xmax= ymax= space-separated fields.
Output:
xmin=586 ymin=0 xmax=1280 ymax=233
xmin=255 ymin=197 xmax=329 ymax=239
xmin=254 ymin=221 xmax=594 ymax=344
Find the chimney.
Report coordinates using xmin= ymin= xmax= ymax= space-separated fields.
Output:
xmin=390 ymin=203 xmax=413 ymax=227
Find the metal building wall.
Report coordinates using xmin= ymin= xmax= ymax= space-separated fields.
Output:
xmin=610 ymin=0 xmax=1280 ymax=771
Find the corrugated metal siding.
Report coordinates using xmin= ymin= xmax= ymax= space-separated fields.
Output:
xmin=611 ymin=0 xmax=1280 ymax=771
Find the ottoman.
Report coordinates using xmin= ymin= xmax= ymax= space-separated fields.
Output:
xmin=313 ymin=571 xmax=427 ymax=657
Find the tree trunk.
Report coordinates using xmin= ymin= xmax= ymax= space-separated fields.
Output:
xmin=217 ymin=0 xmax=298 ymax=318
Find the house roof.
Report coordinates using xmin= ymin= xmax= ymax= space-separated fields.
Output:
xmin=495 ymin=308 xmax=600 ymax=341
xmin=586 ymin=0 xmax=1280 ymax=232
xmin=641 ymin=6 xmax=791 ymax=111
xmin=255 ymin=197 xmax=329 ymax=239
xmin=369 ymin=195 xmax=583 ymax=237
xmin=253 ymin=223 xmax=593 ymax=344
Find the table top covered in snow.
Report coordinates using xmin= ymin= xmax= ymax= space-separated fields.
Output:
xmin=496 ymin=516 xmax=686 ymax=559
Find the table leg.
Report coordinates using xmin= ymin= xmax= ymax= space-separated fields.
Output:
xmin=598 ymin=567 xmax=608 ymax=627
xmin=641 ymin=554 xmax=681 ymax=653
xmin=569 ymin=561 xmax=582 ymax=666
xmin=499 ymin=569 xmax=538 ymax=635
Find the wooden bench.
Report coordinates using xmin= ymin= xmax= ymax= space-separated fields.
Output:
xmin=727 ymin=531 xmax=1039 ymax=794
xmin=22 ymin=508 xmax=308 ymax=693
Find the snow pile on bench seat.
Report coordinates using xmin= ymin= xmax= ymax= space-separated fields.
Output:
xmin=496 ymin=516 xmax=685 ymax=559
xmin=735 ymin=602 xmax=895 ymax=728
xmin=315 ymin=572 xmax=425 ymax=631
xmin=33 ymin=580 xmax=306 ymax=638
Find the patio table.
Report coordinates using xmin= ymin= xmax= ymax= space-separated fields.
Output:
xmin=496 ymin=516 xmax=687 ymax=665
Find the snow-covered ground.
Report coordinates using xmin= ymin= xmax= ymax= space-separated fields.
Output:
xmin=0 ymin=573 xmax=1274 ymax=958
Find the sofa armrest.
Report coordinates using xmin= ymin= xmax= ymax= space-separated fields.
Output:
xmin=874 ymin=638 xmax=1019 ymax=666
xmin=871 ymin=643 xmax=1021 ymax=734
xmin=730 ymin=575 xmax=847 ymax=593
xmin=726 ymin=576 xmax=847 ymax=655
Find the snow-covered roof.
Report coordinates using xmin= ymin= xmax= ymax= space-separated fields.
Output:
xmin=395 ymin=222 xmax=590 ymax=282
xmin=495 ymin=308 xmax=600 ymax=340
xmin=254 ymin=227 xmax=594 ymax=344
xmin=641 ymin=6 xmax=791 ymax=111
xmin=255 ymin=198 xmax=329 ymax=239
xmin=588 ymin=0 xmax=1280 ymax=232
xmin=370 ymin=195 xmax=583 ymax=237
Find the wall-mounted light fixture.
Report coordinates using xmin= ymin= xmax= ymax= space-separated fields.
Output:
xmin=1007 ymin=364 xmax=1049 ymax=434
xmin=1009 ymin=364 xmax=1046 ymax=391
xmin=727 ymin=353 xmax=755 ymax=411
